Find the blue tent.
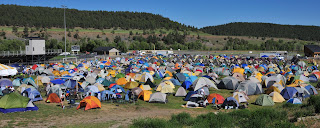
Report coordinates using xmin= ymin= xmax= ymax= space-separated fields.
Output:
xmin=182 ymin=81 xmax=192 ymax=90
xmin=221 ymin=97 xmax=239 ymax=108
xmin=186 ymin=76 xmax=198 ymax=83
xmin=170 ymin=79 xmax=181 ymax=86
xmin=261 ymin=55 xmax=268 ymax=57
xmin=184 ymin=91 xmax=197 ymax=101
xmin=280 ymin=87 xmax=298 ymax=99
xmin=0 ymin=79 xmax=13 ymax=87
xmin=183 ymin=73 xmax=190 ymax=78
xmin=64 ymin=80 xmax=77 ymax=89
xmin=202 ymin=75 xmax=213 ymax=80
xmin=304 ymin=85 xmax=318 ymax=97
xmin=22 ymin=77 xmax=38 ymax=88
xmin=101 ymin=90 xmax=116 ymax=101
xmin=110 ymin=85 xmax=125 ymax=93
xmin=308 ymin=75 xmax=318 ymax=83
xmin=96 ymin=78 xmax=105 ymax=84
xmin=287 ymin=98 xmax=302 ymax=104
xmin=50 ymin=79 xmax=65 ymax=85
xmin=22 ymin=88 xmax=43 ymax=101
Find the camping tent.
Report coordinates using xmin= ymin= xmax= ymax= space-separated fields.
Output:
xmin=192 ymin=77 xmax=218 ymax=91
xmin=217 ymin=76 xmax=239 ymax=90
xmin=287 ymin=98 xmax=302 ymax=104
xmin=255 ymin=94 xmax=275 ymax=106
xmin=45 ymin=93 xmax=61 ymax=103
xmin=138 ymin=90 xmax=152 ymax=101
xmin=233 ymin=91 xmax=249 ymax=103
xmin=0 ymin=93 xmax=38 ymax=113
xmin=175 ymin=87 xmax=187 ymax=97
xmin=77 ymin=96 xmax=101 ymax=111
xmin=149 ymin=92 xmax=167 ymax=103
xmin=269 ymin=92 xmax=285 ymax=103
xmin=156 ymin=80 xmax=175 ymax=93
xmin=207 ymin=93 xmax=225 ymax=104
xmin=236 ymin=80 xmax=263 ymax=95
xmin=280 ymin=87 xmax=298 ymax=99
xmin=22 ymin=88 xmax=43 ymax=101
xmin=221 ymin=97 xmax=239 ymax=109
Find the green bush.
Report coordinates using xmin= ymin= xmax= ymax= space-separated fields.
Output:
xmin=307 ymin=95 xmax=320 ymax=113
xmin=170 ymin=112 xmax=193 ymax=126
xmin=131 ymin=109 xmax=297 ymax=128
xmin=131 ymin=118 xmax=176 ymax=128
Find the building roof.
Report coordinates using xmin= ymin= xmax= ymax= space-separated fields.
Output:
xmin=26 ymin=37 xmax=45 ymax=40
xmin=93 ymin=47 xmax=115 ymax=52
xmin=109 ymin=48 xmax=119 ymax=52
xmin=305 ymin=45 xmax=320 ymax=52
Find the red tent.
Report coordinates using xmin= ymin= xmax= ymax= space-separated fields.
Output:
xmin=31 ymin=64 xmax=38 ymax=70
xmin=207 ymin=93 xmax=225 ymax=104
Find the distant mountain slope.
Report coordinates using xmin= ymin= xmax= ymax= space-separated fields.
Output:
xmin=201 ymin=22 xmax=320 ymax=41
xmin=0 ymin=4 xmax=196 ymax=30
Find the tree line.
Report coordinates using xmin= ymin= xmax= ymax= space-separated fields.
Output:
xmin=224 ymin=37 xmax=310 ymax=51
xmin=201 ymin=22 xmax=320 ymax=41
xmin=0 ymin=4 xmax=196 ymax=31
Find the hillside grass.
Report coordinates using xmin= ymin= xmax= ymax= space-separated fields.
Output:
xmin=0 ymin=26 xmax=209 ymax=36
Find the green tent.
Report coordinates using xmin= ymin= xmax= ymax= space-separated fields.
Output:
xmin=154 ymin=73 xmax=161 ymax=79
xmin=255 ymin=94 xmax=275 ymax=106
xmin=0 ymin=93 xmax=29 ymax=109
xmin=23 ymin=77 xmax=38 ymax=89
xmin=115 ymin=73 xmax=125 ymax=78
xmin=101 ymin=80 xmax=115 ymax=87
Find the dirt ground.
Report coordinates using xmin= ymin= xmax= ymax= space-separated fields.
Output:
xmin=0 ymin=101 xmax=218 ymax=128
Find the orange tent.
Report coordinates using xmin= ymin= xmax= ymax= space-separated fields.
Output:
xmin=77 ymin=96 xmax=101 ymax=111
xmin=207 ymin=93 xmax=225 ymax=104
xmin=138 ymin=90 xmax=152 ymax=101
xmin=46 ymin=93 xmax=61 ymax=103
xmin=116 ymin=78 xmax=128 ymax=85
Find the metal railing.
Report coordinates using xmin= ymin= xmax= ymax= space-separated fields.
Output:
xmin=0 ymin=49 xmax=62 ymax=57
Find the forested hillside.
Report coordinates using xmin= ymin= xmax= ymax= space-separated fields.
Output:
xmin=201 ymin=22 xmax=320 ymax=41
xmin=0 ymin=4 xmax=196 ymax=31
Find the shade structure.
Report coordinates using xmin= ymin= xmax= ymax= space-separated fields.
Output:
xmin=0 ymin=64 xmax=17 ymax=76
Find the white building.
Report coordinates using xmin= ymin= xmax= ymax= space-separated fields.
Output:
xmin=25 ymin=38 xmax=45 ymax=55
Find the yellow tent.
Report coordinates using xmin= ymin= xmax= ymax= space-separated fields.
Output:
xmin=107 ymin=70 xmax=116 ymax=77
xmin=163 ymin=77 xmax=172 ymax=80
xmin=134 ymin=74 xmax=142 ymax=81
xmin=233 ymin=68 xmax=245 ymax=75
xmin=265 ymin=86 xmax=281 ymax=94
xmin=116 ymin=78 xmax=127 ymax=85
xmin=140 ymin=85 xmax=152 ymax=90
xmin=94 ymin=83 xmax=105 ymax=92
xmin=271 ymin=92 xmax=285 ymax=103
xmin=254 ymin=72 xmax=263 ymax=83
xmin=165 ymin=71 xmax=173 ymax=77
xmin=125 ymin=81 xmax=139 ymax=89
xmin=156 ymin=80 xmax=175 ymax=93
xmin=61 ymin=71 xmax=70 ymax=76
xmin=17 ymin=84 xmax=33 ymax=93
xmin=138 ymin=90 xmax=152 ymax=101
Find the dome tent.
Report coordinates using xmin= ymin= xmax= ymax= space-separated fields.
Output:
xmin=0 ymin=93 xmax=38 ymax=113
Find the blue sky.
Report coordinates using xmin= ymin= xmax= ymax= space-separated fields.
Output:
xmin=1 ymin=0 xmax=319 ymax=28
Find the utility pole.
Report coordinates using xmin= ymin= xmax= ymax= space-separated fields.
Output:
xmin=62 ymin=5 xmax=67 ymax=59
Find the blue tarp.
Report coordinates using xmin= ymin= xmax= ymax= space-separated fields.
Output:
xmin=50 ymin=79 xmax=65 ymax=85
